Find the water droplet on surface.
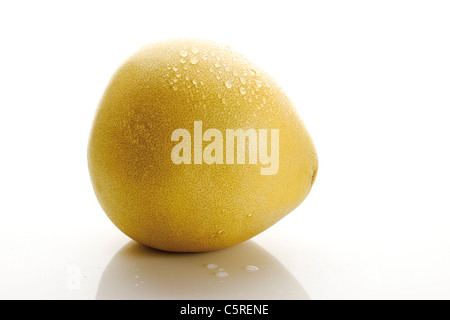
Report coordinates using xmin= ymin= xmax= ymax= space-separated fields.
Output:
xmin=250 ymin=68 xmax=257 ymax=76
xmin=215 ymin=271 xmax=228 ymax=278
xmin=202 ymin=55 xmax=208 ymax=61
xmin=255 ymin=80 xmax=262 ymax=88
xmin=225 ymin=81 xmax=232 ymax=89
xmin=240 ymin=77 xmax=246 ymax=85
xmin=239 ymin=87 xmax=246 ymax=95
xmin=180 ymin=50 xmax=188 ymax=57
xmin=214 ymin=62 xmax=221 ymax=68
xmin=248 ymin=213 xmax=253 ymax=217
xmin=172 ymin=67 xmax=178 ymax=71
xmin=245 ymin=265 xmax=259 ymax=272
xmin=206 ymin=264 xmax=218 ymax=269
xmin=180 ymin=58 xmax=186 ymax=64
xmin=172 ymin=86 xmax=178 ymax=91
xmin=190 ymin=57 xmax=198 ymax=64
xmin=175 ymin=73 xmax=181 ymax=78
xmin=233 ymin=70 xmax=238 ymax=76
xmin=192 ymin=79 xmax=198 ymax=85
xmin=191 ymin=47 xmax=199 ymax=54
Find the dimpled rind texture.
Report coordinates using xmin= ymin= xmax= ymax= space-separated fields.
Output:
xmin=88 ymin=39 xmax=318 ymax=252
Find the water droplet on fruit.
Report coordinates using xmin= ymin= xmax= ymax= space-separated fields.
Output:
xmin=190 ymin=57 xmax=198 ymax=64
xmin=239 ymin=87 xmax=246 ymax=95
xmin=180 ymin=50 xmax=188 ymax=57
xmin=206 ymin=264 xmax=218 ymax=269
xmin=225 ymin=81 xmax=232 ymax=89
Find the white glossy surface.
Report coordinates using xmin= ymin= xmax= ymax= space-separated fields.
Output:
xmin=1 ymin=1 xmax=450 ymax=300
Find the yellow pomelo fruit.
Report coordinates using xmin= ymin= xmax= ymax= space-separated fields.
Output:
xmin=88 ymin=39 xmax=318 ymax=252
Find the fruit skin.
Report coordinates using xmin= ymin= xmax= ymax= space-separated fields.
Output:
xmin=88 ymin=39 xmax=318 ymax=252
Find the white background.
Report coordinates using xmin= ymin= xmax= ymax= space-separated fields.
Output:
xmin=1 ymin=0 xmax=449 ymax=300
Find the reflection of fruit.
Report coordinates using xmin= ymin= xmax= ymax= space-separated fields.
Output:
xmin=96 ymin=241 xmax=310 ymax=300
xmin=88 ymin=39 xmax=318 ymax=252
